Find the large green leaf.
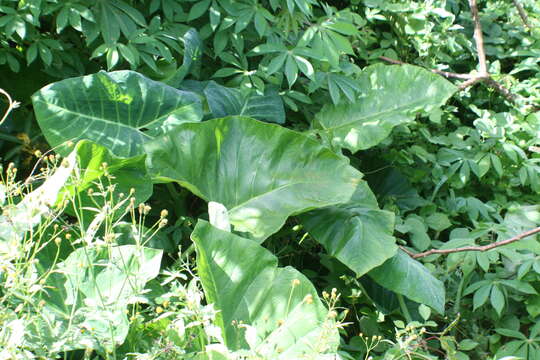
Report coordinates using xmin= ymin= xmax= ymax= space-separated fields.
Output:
xmin=192 ymin=220 xmax=339 ymax=357
xmin=34 ymin=245 xmax=162 ymax=352
xmin=32 ymin=70 xmax=202 ymax=158
xmin=368 ymin=250 xmax=445 ymax=314
xmin=314 ymin=64 xmax=457 ymax=153
xmin=145 ymin=116 xmax=362 ymax=240
xmin=35 ymin=140 xmax=153 ymax=269
xmin=300 ymin=182 xmax=397 ymax=277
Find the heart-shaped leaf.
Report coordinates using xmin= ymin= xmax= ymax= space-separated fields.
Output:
xmin=300 ymin=181 xmax=397 ymax=277
xmin=146 ymin=116 xmax=362 ymax=241
xmin=314 ymin=64 xmax=457 ymax=153
xmin=192 ymin=220 xmax=339 ymax=358
xmin=32 ymin=70 xmax=203 ymax=158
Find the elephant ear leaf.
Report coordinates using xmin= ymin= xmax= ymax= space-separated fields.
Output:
xmin=300 ymin=181 xmax=398 ymax=277
xmin=314 ymin=64 xmax=457 ymax=153
xmin=32 ymin=70 xmax=203 ymax=158
xmin=368 ymin=250 xmax=445 ymax=314
xmin=145 ymin=116 xmax=362 ymax=241
xmin=192 ymin=220 xmax=339 ymax=358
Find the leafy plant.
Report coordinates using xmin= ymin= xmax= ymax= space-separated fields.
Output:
xmin=30 ymin=66 xmax=452 ymax=314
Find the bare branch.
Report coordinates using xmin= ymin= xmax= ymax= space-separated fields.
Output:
xmin=399 ymin=246 xmax=416 ymax=258
xmin=469 ymin=0 xmax=488 ymax=75
xmin=512 ymin=0 xmax=531 ymax=29
xmin=379 ymin=56 xmax=472 ymax=80
xmin=457 ymin=75 xmax=487 ymax=90
xmin=0 ymin=88 xmax=20 ymax=126
xmin=406 ymin=226 xmax=540 ymax=259
xmin=379 ymin=2 xmax=534 ymax=111
xmin=483 ymin=78 xmax=519 ymax=103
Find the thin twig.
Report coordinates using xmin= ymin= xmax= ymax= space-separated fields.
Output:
xmin=379 ymin=56 xmax=472 ymax=79
xmin=469 ymin=0 xmax=488 ymax=76
xmin=405 ymin=226 xmax=540 ymax=259
xmin=0 ymin=88 xmax=20 ymax=126
xmin=512 ymin=0 xmax=531 ymax=29
xmin=399 ymin=246 xmax=416 ymax=258
xmin=483 ymin=78 xmax=519 ymax=103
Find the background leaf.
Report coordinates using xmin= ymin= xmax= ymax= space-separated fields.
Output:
xmin=180 ymin=80 xmax=285 ymax=123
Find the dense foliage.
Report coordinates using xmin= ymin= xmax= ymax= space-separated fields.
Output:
xmin=1 ymin=0 xmax=540 ymax=359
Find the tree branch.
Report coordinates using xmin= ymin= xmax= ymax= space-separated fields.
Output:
xmin=457 ymin=75 xmax=487 ymax=90
xmin=405 ymin=226 xmax=540 ymax=259
xmin=379 ymin=56 xmax=472 ymax=80
xmin=512 ymin=0 xmax=531 ymax=29
xmin=483 ymin=77 xmax=519 ymax=103
xmin=469 ymin=0 xmax=488 ymax=76
xmin=379 ymin=2 xmax=536 ymax=110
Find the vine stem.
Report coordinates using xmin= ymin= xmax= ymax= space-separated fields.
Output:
xmin=0 ymin=88 xmax=20 ymax=126
xmin=400 ymin=226 xmax=540 ymax=259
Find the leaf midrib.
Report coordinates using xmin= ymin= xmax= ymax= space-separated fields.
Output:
xmin=228 ymin=178 xmax=357 ymax=216
xmin=38 ymin=100 xmax=192 ymax=136
xmin=319 ymin=95 xmax=440 ymax=132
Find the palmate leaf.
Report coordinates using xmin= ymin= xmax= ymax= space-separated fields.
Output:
xmin=192 ymin=220 xmax=339 ymax=358
xmin=314 ymin=64 xmax=457 ymax=153
xmin=300 ymin=182 xmax=397 ymax=277
xmin=145 ymin=116 xmax=363 ymax=241
xmin=368 ymin=250 xmax=445 ymax=314
xmin=95 ymin=0 xmax=146 ymax=44
xmin=32 ymin=70 xmax=202 ymax=158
